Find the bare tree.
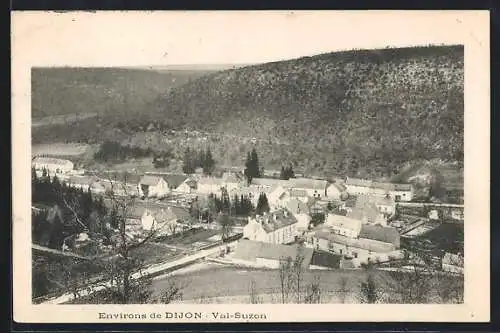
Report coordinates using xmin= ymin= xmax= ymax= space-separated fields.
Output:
xmin=359 ymin=271 xmax=380 ymax=304
xmin=292 ymin=249 xmax=305 ymax=303
xmin=218 ymin=212 xmax=234 ymax=241
xmin=304 ymin=275 xmax=322 ymax=304
xmin=58 ymin=176 xmax=187 ymax=304
xmin=338 ymin=275 xmax=349 ymax=304
xmin=248 ymin=279 xmax=262 ymax=304
xmin=278 ymin=256 xmax=294 ymax=304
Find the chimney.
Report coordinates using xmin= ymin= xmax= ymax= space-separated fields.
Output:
xmin=273 ymin=214 xmax=278 ymax=221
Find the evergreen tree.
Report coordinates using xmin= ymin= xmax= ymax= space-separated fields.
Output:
xmin=182 ymin=148 xmax=195 ymax=174
xmin=203 ymin=147 xmax=215 ymax=175
xmin=233 ymin=194 xmax=240 ymax=215
xmin=244 ymin=148 xmax=261 ymax=183
xmin=256 ymin=193 xmax=270 ymax=215
xmin=251 ymin=148 xmax=261 ymax=178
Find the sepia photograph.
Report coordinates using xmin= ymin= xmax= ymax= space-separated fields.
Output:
xmin=12 ymin=10 xmax=489 ymax=323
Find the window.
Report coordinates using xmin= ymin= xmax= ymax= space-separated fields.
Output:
xmin=353 ymin=252 xmax=358 ymax=258
xmin=339 ymin=249 xmax=343 ymax=254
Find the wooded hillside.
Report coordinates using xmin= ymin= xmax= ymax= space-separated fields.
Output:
xmin=32 ymin=46 xmax=464 ymax=179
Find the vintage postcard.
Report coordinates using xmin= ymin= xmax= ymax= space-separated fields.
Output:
xmin=12 ymin=10 xmax=490 ymax=323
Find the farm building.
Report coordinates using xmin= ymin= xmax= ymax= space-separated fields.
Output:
xmin=243 ymin=209 xmax=299 ymax=245
xmin=32 ymin=157 xmax=74 ymax=175
xmin=138 ymin=175 xmax=170 ymax=198
xmin=312 ymin=225 xmax=398 ymax=261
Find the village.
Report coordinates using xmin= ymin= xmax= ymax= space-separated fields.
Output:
xmin=31 ymin=152 xmax=465 ymax=301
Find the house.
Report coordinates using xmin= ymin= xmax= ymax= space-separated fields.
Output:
xmin=242 ymin=209 xmax=299 ymax=244
xmin=391 ymin=183 xmax=414 ymax=202
xmin=344 ymin=177 xmax=413 ymax=201
xmin=176 ymin=178 xmax=198 ymax=194
xmin=312 ymin=227 xmax=397 ymax=259
xmin=325 ymin=183 xmax=348 ymax=200
xmin=288 ymin=178 xmax=328 ymax=199
xmin=344 ymin=178 xmax=372 ymax=195
xmin=129 ymin=203 xmax=191 ymax=237
xmin=32 ymin=157 xmax=74 ymax=175
xmin=153 ymin=173 xmax=189 ymax=190
xmin=138 ymin=175 xmax=170 ymax=198
xmin=324 ymin=214 xmax=362 ymax=238
xmin=196 ymin=177 xmax=226 ymax=195
xmin=232 ymin=239 xmax=314 ymax=269
xmin=250 ymin=178 xmax=289 ymax=191
xmin=442 ymin=252 xmax=464 ymax=274
xmin=346 ymin=195 xmax=394 ymax=226
xmin=428 ymin=209 xmax=439 ymax=220
xmin=66 ymin=175 xmax=99 ymax=192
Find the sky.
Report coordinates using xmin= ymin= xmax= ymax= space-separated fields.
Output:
xmin=12 ymin=11 xmax=485 ymax=68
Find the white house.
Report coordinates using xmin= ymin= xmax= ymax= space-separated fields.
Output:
xmin=243 ymin=209 xmax=299 ymax=245
xmin=344 ymin=177 xmax=413 ymax=202
xmin=176 ymin=178 xmax=198 ymax=194
xmin=324 ymin=214 xmax=362 ymax=239
xmin=196 ymin=177 xmax=225 ymax=195
xmin=326 ymin=183 xmax=348 ymax=200
xmin=138 ymin=175 xmax=170 ymax=198
xmin=288 ymin=178 xmax=328 ymax=199
xmin=141 ymin=207 xmax=179 ymax=236
xmin=32 ymin=157 xmax=74 ymax=175
xmin=442 ymin=252 xmax=464 ymax=274
xmin=128 ymin=203 xmax=191 ymax=237
xmin=345 ymin=195 xmax=395 ymax=226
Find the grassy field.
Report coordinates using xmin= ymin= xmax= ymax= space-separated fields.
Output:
xmin=129 ymin=242 xmax=184 ymax=266
xmin=152 ymin=264 xmax=382 ymax=301
xmin=32 ymin=143 xmax=93 ymax=157
xmin=152 ymin=263 xmax=463 ymax=304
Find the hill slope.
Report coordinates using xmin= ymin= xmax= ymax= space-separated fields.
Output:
xmin=31 ymin=67 xmax=214 ymax=118
xmin=150 ymin=45 xmax=464 ymax=177
xmin=32 ymin=46 xmax=464 ymax=179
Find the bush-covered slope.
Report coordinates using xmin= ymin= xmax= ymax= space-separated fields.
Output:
xmin=31 ymin=67 xmax=213 ymax=118
xmin=32 ymin=46 xmax=464 ymax=179
xmin=150 ymin=45 xmax=464 ymax=177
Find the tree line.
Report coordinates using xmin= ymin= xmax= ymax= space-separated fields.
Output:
xmin=32 ymin=168 xmax=108 ymax=250
xmin=93 ymin=140 xmax=173 ymax=169
xmin=182 ymin=147 xmax=215 ymax=175
xmin=32 ymin=170 xmax=186 ymax=305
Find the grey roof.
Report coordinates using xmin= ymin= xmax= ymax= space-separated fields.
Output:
xmin=358 ymin=224 xmax=400 ymax=247
xmin=139 ymin=175 xmax=164 ymax=186
xmin=288 ymin=178 xmax=328 ymax=190
xmin=234 ymin=239 xmax=313 ymax=267
xmin=310 ymin=250 xmax=342 ymax=269
xmin=256 ymin=209 xmax=298 ymax=233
